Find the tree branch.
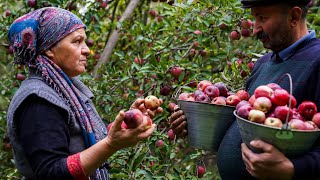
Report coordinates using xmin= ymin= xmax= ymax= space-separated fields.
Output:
xmin=93 ymin=0 xmax=140 ymax=78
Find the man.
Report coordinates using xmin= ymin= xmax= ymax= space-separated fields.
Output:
xmin=169 ymin=0 xmax=320 ymax=179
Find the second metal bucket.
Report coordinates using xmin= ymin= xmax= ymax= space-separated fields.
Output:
xmin=178 ymin=100 xmax=235 ymax=151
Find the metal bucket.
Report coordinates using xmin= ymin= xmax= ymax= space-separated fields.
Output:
xmin=235 ymin=110 xmax=320 ymax=156
xmin=178 ymin=100 xmax=235 ymax=151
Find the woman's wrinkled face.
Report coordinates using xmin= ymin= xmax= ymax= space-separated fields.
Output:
xmin=46 ymin=28 xmax=90 ymax=77
xmin=251 ymin=5 xmax=294 ymax=52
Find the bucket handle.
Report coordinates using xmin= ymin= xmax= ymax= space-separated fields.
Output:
xmin=275 ymin=73 xmax=294 ymax=140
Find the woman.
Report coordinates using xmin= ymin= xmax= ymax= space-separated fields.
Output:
xmin=7 ymin=7 xmax=157 ymax=179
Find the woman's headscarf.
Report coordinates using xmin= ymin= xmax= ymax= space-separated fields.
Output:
xmin=8 ymin=7 xmax=101 ymax=148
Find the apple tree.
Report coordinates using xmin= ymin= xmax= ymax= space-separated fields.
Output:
xmin=0 ymin=0 xmax=319 ymax=179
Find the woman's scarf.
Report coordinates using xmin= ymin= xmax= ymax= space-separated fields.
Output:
xmin=8 ymin=7 xmax=99 ymax=148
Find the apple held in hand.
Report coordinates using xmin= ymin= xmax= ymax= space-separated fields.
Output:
xmin=248 ymin=109 xmax=266 ymax=123
xmin=124 ymin=109 xmax=144 ymax=128
xmin=143 ymin=115 xmax=153 ymax=130
xmin=298 ymin=101 xmax=317 ymax=120
xmin=204 ymin=85 xmax=220 ymax=99
xmin=254 ymin=85 xmax=274 ymax=99
xmin=264 ymin=117 xmax=283 ymax=128
xmin=253 ymin=97 xmax=272 ymax=113
xmin=145 ymin=95 xmax=161 ymax=110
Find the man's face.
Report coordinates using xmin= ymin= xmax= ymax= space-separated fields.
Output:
xmin=251 ymin=5 xmax=294 ymax=52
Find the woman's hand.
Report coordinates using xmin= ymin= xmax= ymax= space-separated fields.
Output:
xmin=105 ymin=111 xmax=156 ymax=151
xmin=130 ymin=98 xmax=163 ymax=118
xmin=169 ymin=105 xmax=188 ymax=137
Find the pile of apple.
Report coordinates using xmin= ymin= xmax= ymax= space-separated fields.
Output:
xmin=107 ymin=95 xmax=162 ymax=132
xmin=178 ymin=80 xmax=250 ymax=107
xmin=236 ymin=83 xmax=320 ymax=130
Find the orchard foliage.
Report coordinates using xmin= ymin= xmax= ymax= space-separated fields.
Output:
xmin=0 ymin=0 xmax=319 ymax=179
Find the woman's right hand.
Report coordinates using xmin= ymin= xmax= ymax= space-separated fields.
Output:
xmin=105 ymin=111 xmax=156 ymax=151
xmin=169 ymin=106 xmax=188 ymax=137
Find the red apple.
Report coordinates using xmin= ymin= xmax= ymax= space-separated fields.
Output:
xmin=247 ymin=62 xmax=254 ymax=72
xmin=218 ymin=23 xmax=228 ymax=30
xmin=27 ymin=0 xmax=37 ymax=7
xmin=197 ymin=165 xmax=206 ymax=178
xmin=266 ymin=83 xmax=282 ymax=91
xmin=213 ymin=82 xmax=228 ymax=97
xmin=149 ymin=10 xmax=157 ymax=17
xmin=168 ymin=102 xmax=177 ymax=112
xmin=124 ymin=109 xmax=144 ymax=128
xmin=226 ymin=95 xmax=241 ymax=106
xmin=157 ymin=16 xmax=163 ymax=22
xmin=237 ymin=105 xmax=253 ymax=119
xmin=292 ymin=109 xmax=305 ymax=121
xmin=241 ymin=19 xmax=253 ymax=29
xmin=274 ymin=105 xmax=293 ymax=122
xmin=248 ymin=95 xmax=256 ymax=106
xmin=167 ymin=129 xmax=175 ymax=141
xmin=134 ymin=57 xmax=144 ymax=65
xmin=312 ymin=112 xmax=320 ymax=128
xmin=298 ymin=101 xmax=317 ymax=120
xmin=264 ymin=117 xmax=283 ymax=128
xmin=305 ymin=121 xmax=318 ymax=130
xmin=254 ymin=85 xmax=274 ymax=99
xmin=197 ymin=80 xmax=213 ymax=92
xmin=16 ymin=73 xmax=25 ymax=81
xmin=107 ymin=121 xmax=128 ymax=132
xmin=195 ymin=94 xmax=210 ymax=103
xmin=194 ymin=30 xmax=202 ymax=35
xmin=87 ymin=39 xmax=94 ymax=47
xmin=288 ymin=95 xmax=297 ymax=108
xmin=178 ymin=92 xmax=191 ymax=100
xmin=211 ymin=96 xmax=227 ymax=105
xmin=253 ymin=97 xmax=272 ymax=113
xmin=156 ymin=139 xmax=164 ymax=148
xmin=100 ymin=1 xmax=108 ymax=8
xmin=145 ymin=95 xmax=160 ymax=110
xmin=170 ymin=66 xmax=183 ymax=79
xmin=304 ymin=121 xmax=317 ymax=130
xmin=248 ymin=109 xmax=266 ymax=123
xmin=236 ymin=100 xmax=250 ymax=111
xmin=160 ymin=85 xmax=171 ymax=96
xmin=143 ymin=115 xmax=153 ymax=130
xmin=5 ymin=10 xmax=11 ymax=17
xmin=204 ymin=85 xmax=220 ymax=99
xmin=270 ymin=88 xmax=290 ymax=106
xmin=236 ymin=90 xmax=250 ymax=101
xmin=241 ymin=29 xmax=251 ymax=37
xmin=230 ymin=30 xmax=240 ymax=40
xmin=193 ymin=90 xmax=204 ymax=99
xmin=289 ymin=119 xmax=306 ymax=130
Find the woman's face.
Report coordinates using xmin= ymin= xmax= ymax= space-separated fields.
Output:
xmin=46 ymin=28 xmax=90 ymax=77
xmin=251 ymin=5 xmax=294 ymax=52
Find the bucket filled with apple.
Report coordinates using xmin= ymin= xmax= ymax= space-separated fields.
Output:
xmin=235 ymin=76 xmax=320 ymax=156
xmin=177 ymin=80 xmax=250 ymax=151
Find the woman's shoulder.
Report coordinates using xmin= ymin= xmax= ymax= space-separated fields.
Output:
xmin=9 ymin=77 xmax=69 ymax=114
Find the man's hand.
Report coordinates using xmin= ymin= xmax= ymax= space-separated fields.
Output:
xmin=169 ymin=105 xmax=188 ymax=137
xmin=241 ymin=140 xmax=294 ymax=180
